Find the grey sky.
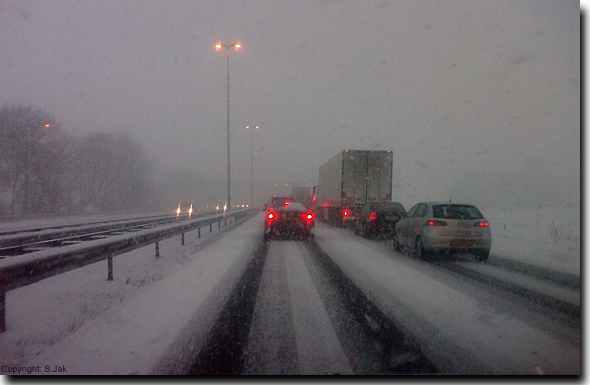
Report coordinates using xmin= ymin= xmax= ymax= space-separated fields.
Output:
xmin=0 ymin=0 xmax=580 ymax=210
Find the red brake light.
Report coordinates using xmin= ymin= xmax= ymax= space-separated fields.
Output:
xmin=302 ymin=211 xmax=314 ymax=221
xmin=343 ymin=208 xmax=349 ymax=217
xmin=426 ymin=220 xmax=447 ymax=226
xmin=284 ymin=200 xmax=290 ymax=206
xmin=369 ymin=212 xmax=377 ymax=221
xmin=474 ymin=221 xmax=489 ymax=227
xmin=268 ymin=211 xmax=278 ymax=221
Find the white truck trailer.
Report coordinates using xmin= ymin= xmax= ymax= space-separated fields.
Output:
xmin=315 ymin=149 xmax=393 ymax=226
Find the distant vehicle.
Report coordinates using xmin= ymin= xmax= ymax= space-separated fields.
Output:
xmin=176 ymin=201 xmax=194 ymax=218
xmin=355 ymin=201 xmax=407 ymax=239
xmin=291 ymin=186 xmax=313 ymax=207
xmin=264 ymin=196 xmax=292 ymax=211
xmin=265 ymin=200 xmax=315 ymax=241
xmin=393 ymin=202 xmax=491 ymax=262
xmin=315 ymin=149 xmax=393 ymax=227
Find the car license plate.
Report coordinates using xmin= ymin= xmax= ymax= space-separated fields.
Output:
xmin=284 ymin=217 xmax=298 ymax=222
xmin=451 ymin=239 xmax=473 ymax=247
xmin=386 ymin=215 xmax=398 ymax=221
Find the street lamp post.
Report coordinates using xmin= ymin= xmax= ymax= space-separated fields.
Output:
xmin=246 ymin=125 xmax=259 ymax=208
xmin=215 ymin=42 xmax=241 ymax=210
xmin=23 ymin=123 xmax=51 ymax=214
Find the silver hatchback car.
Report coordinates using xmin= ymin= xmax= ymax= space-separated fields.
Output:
xmin=393 ymin=202 xmax=491 ymax=262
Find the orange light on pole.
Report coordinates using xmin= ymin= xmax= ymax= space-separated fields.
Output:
xmin=246 ymin=125 xmax=260 ymax=208
xmin=216 ymin=42 xmax=241 ymax=49
xmin=215 ymin=42 xmax=242 ymax=211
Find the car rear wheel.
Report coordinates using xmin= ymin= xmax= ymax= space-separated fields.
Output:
xmin=359 ymin=223 xmax=365 ymax=237
xmin=393 ymin=232 xmax=401 ymax=252
xmin=354 ymin=222 xmax=360 ymax=235
xmin=414 ymin=237 xmax=427 ymax=260
xmin=476 ymin=249 xmax=489 ymax=263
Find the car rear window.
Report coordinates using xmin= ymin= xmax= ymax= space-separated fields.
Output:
xmin=432 ymin=204 xmax=483 ymax=220
xmin=279 ymin=202 xmax=307 ymax=212
xmin=373 ymin=202 xmax=406 ymax=213
xmin=270 ymin=197 xmax=292 ymax=208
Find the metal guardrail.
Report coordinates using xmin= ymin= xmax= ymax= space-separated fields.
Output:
xmin=0 ymin=215 xmax=176 ymax=249
xmin=0 ymin=209 xmax=253 ymax=332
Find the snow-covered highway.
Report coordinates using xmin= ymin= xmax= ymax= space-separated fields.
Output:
xmin=0 ymin=211 xmax=580 ymax=375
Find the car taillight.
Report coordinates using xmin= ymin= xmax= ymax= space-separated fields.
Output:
xmin=302 ymin=211 xmax=314 ymax=221
xmin=268 ymin=211 xmax=278 ymax=221
xmin=343 ymin=208 xmax=349 ymax=217
xmin=285 ymin=200 xmax=290 ymax=206
xmin=369 ymin=212 xmax=377 ymax=221
xmin=474 ymin=221 xmax=489 ymax=227
xmin=426 ymin=220 xmax=447 ymax=226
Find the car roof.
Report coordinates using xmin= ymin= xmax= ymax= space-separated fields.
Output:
xmin=270 ymin=196 xmax=292 ymax=203
xmin=275 ymin=201 xmax=307 ymax=211
xmin=420 ymin=201 xmax=480 ymax=207
xmin=368 ymin=201 xmax=405 ymax=208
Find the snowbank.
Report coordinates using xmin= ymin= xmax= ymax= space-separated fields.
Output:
xmin=0 ymin=214 xmax=263 ymax=374
xmin=484 ymin=208 xmax=580 ymax=275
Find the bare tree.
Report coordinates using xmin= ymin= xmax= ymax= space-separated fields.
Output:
xmin=71 ymin=132 xmax=155 ymax=213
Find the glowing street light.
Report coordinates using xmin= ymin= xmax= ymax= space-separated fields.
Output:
xmin=246 ymin=125 xmax=259 ymax=208
xmin=215 ymin=42 xmax=242 ymax=211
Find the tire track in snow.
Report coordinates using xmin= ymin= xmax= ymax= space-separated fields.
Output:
xmin=186 ymin=239 xmax=268 ymax=375
xmin=283 ymin=241 xmax=353 ymax=375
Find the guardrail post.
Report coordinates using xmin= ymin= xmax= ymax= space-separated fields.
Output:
xmin=198 ymin=227 xmax=201 ymax=238
xmin=0 ymin=288 xmax=5 ymax=333
xmin=225 ymin=218 xmax=227 ymax=226
xmin=218 ymin=221 xmax=221 ymax=229
xmin=181 ymin=233 xmax=185 ymax=246
xmin=107 ymin=255 xmax=113 ymax=281
xmin=155 ymin=242 xmax=160 ymax=258
xmin=210 ymin=224 xmax=213 ymax=232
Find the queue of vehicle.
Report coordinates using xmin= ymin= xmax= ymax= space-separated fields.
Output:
xmin=262 ymin=149 xmax=491 ymax=263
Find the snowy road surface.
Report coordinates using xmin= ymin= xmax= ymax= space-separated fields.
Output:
xmin=314 ymin=225 xmax=579 ymax=374
xmin=0 ymin=211 xmax=580 ymax=375
xmin=245 ymin=241 xmax=353 ymax=374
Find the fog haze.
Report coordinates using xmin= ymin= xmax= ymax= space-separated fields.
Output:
xmin=0 ymin=0 xmax=580 ymax=211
